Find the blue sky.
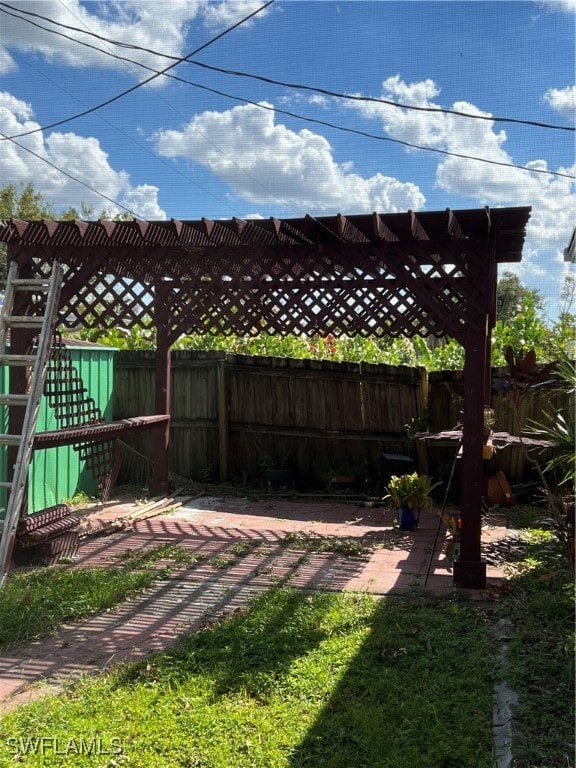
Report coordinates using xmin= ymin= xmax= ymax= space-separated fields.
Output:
xmin=0 ymin=0 xmax=574 ymax=320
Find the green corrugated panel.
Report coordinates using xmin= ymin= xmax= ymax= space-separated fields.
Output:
xmin=0 ymin=343 xmax=116 ymax=516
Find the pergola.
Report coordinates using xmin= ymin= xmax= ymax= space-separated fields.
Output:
xmin=0 ymin=205 xmax=531 ymax=587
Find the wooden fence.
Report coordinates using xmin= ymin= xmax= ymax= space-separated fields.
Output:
xmin=113 ymin=351 xmax=425 ymax=488
xmin=113 ymin=351 xmax=570 ymax=489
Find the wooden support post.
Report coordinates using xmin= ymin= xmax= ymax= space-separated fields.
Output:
xmin=453 ymin=333 xmax=487 ymax=589
xmin=217 ymin=358 xmax=228 ymax=483
xmin=150 ymin=316 xmax=171 ymax=497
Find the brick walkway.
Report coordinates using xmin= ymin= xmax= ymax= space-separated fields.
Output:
xmin=0 ymin=497 xmax=510 ymax=713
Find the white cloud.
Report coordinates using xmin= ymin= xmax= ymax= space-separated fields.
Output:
xmin=545 ymin=85 xmax=576 ymax=122
xmin=346 ymin=76 xmax=576 ymax=314
xmin=122 ymin=184 xmax=166 ymax=219
xmin=279 ymin=93 xmax=331 ymax=110
xmin=202 ymin=0 xmax=274 ymax=31
xmin=0 ymin=47 xmax=17 ymax=75
xmin=0 ymin=92 xmax=165 ymax=218
xmin=536 ymin=0 xmax=576 ymax=11
xmin=0 ymin=1 xmax=270 ymax=81
xmin=155 ymin=101 xmax=425 ymax=213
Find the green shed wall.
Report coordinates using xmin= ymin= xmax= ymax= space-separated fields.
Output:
xmin=1 ymin=345 xmax=116 ymax=515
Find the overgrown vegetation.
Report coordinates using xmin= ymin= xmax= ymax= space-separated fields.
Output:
xmin=499 ymin=349 xmax=575 ymax=571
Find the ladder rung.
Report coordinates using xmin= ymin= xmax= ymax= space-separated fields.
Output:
xmin=6 ymin=316 xmax=44 ymax=328
xmin=0 ymin=482 xmax=13 ymax=489
xmin=0 ymin=394 xmax=29 ymax=406
xmin=11 ymin=279 xmax=51 ymax=290
xmin=0 ymin=435 xmax=22 ymax=446
xmin=0 ymin=355 xmax=37 ymax=366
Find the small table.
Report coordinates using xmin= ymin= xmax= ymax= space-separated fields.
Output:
xmin=414 ymin=430 xmax=554 ymax=475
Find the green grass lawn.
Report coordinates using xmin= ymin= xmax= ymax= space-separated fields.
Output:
xmin=0 ymin=509 xmax=572 ymax=768
xmin=494 ymin=509 xmax=575 ymax=768
xmin=0 ymin=588 xmax=495 ymax=768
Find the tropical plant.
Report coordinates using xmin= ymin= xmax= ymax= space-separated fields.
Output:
xmin=498 ymin=349 xmax=575 ymax=570
xmin=384 ymin=472 xmax=441 ymax=510
xmin=523 ymin=353 xmax=575 ymax=490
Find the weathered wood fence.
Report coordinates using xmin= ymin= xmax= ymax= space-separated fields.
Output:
xmin=113 ymin=351 xmax=569 ymax=488
xmin=113 ymin=351 xmax=425 ymax=487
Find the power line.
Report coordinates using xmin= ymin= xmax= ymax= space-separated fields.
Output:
xmin=0 ymin=1 xmax=276 ymax=218
xmin=2 ymin=46 xmax=250 ymax=218
xmin=0 ymin=1 xmax=275 ymax=140
xmin=0 ymin=1 xmax=572 ymax=133
xmin=50 ymin=0 xmax=301 ymax=218
xmin=1 ymin=2 xmax=574 ymax=182
xmin=189 ymin=61 xmax=575 ymax=133
xmin=1 ymin=132 xmax=139 ymax=216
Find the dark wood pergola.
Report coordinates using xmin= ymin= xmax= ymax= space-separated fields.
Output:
xmin=0 ymin=205 xmax=531 ymax=588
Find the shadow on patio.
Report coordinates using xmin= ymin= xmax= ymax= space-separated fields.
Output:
xmin=0 ymin=498 xmax=508 ymax=712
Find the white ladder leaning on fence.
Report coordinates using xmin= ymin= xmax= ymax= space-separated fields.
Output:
xmin=0 ymin=260 xmax=63 ymax=589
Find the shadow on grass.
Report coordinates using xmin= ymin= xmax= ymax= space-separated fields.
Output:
xmin=283 ymin=597 xmax=494 ymax=768
xmin=110 ymin=587 xmax=332 ymax=697
xmin=491 ymin=542 xmax=575 ymax=767
xmin=102 ymin=588 xmax=493 ymax=768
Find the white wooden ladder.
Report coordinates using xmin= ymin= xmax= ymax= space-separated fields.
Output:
xmin=0 ymin=261 xmax=63 ymax=588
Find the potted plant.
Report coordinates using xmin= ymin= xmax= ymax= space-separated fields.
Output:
xmin=319 ymin=462 xmax=364 ymax=493
xmin=258 ymin=451 xmax=295 ymax=490
xmin=458 ymin=406 xmax=496 ymax=443
xmin=384 ymin=472 xmax=441 ymax=531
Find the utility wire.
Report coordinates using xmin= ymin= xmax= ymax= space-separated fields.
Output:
xmin=2 ymin=21 xmax=572 ymax=182
xmin=0 ymin=1 xmax=276 ymax=218
xmin=190 ymin=60 xmax=576 ymax=133
xmin=49 ymin=0 xmax=301 ymax=217
xmin=0 ymin=0 xmax=572 ymax=133
xmin=2 ymin=46 xmax=249 ymax=218
xmin=1 ymin=2 xmax=574 ymax=181
xmin=1 ymin=132 xmax=139 ymax=217
xmin=0 ymin=0 xmax=275 ymax=140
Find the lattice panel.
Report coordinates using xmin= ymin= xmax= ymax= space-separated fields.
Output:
xmin=4 ymin=208 xmax=530 ymax=343
xmin=24 ymin=245 xmax=485 ymax=342
xmin=63 ymin=273 xmax=155 ymax=330
xmin=159 ymin=244 xmax=479 ymax=342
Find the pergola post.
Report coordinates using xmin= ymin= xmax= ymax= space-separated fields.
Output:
xmin=453 ymin=332 xmax=489 ymax=588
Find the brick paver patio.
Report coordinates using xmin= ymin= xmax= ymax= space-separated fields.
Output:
xmin=0 ymin=496 xmax=510 ymax=713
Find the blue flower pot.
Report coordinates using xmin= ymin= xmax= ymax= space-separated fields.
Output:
xmin=398 ymin=507 xmax=420 ymax=531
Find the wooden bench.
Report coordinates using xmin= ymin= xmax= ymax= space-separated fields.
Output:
xmin=13 ymin=504 xmax=80 ymax=565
